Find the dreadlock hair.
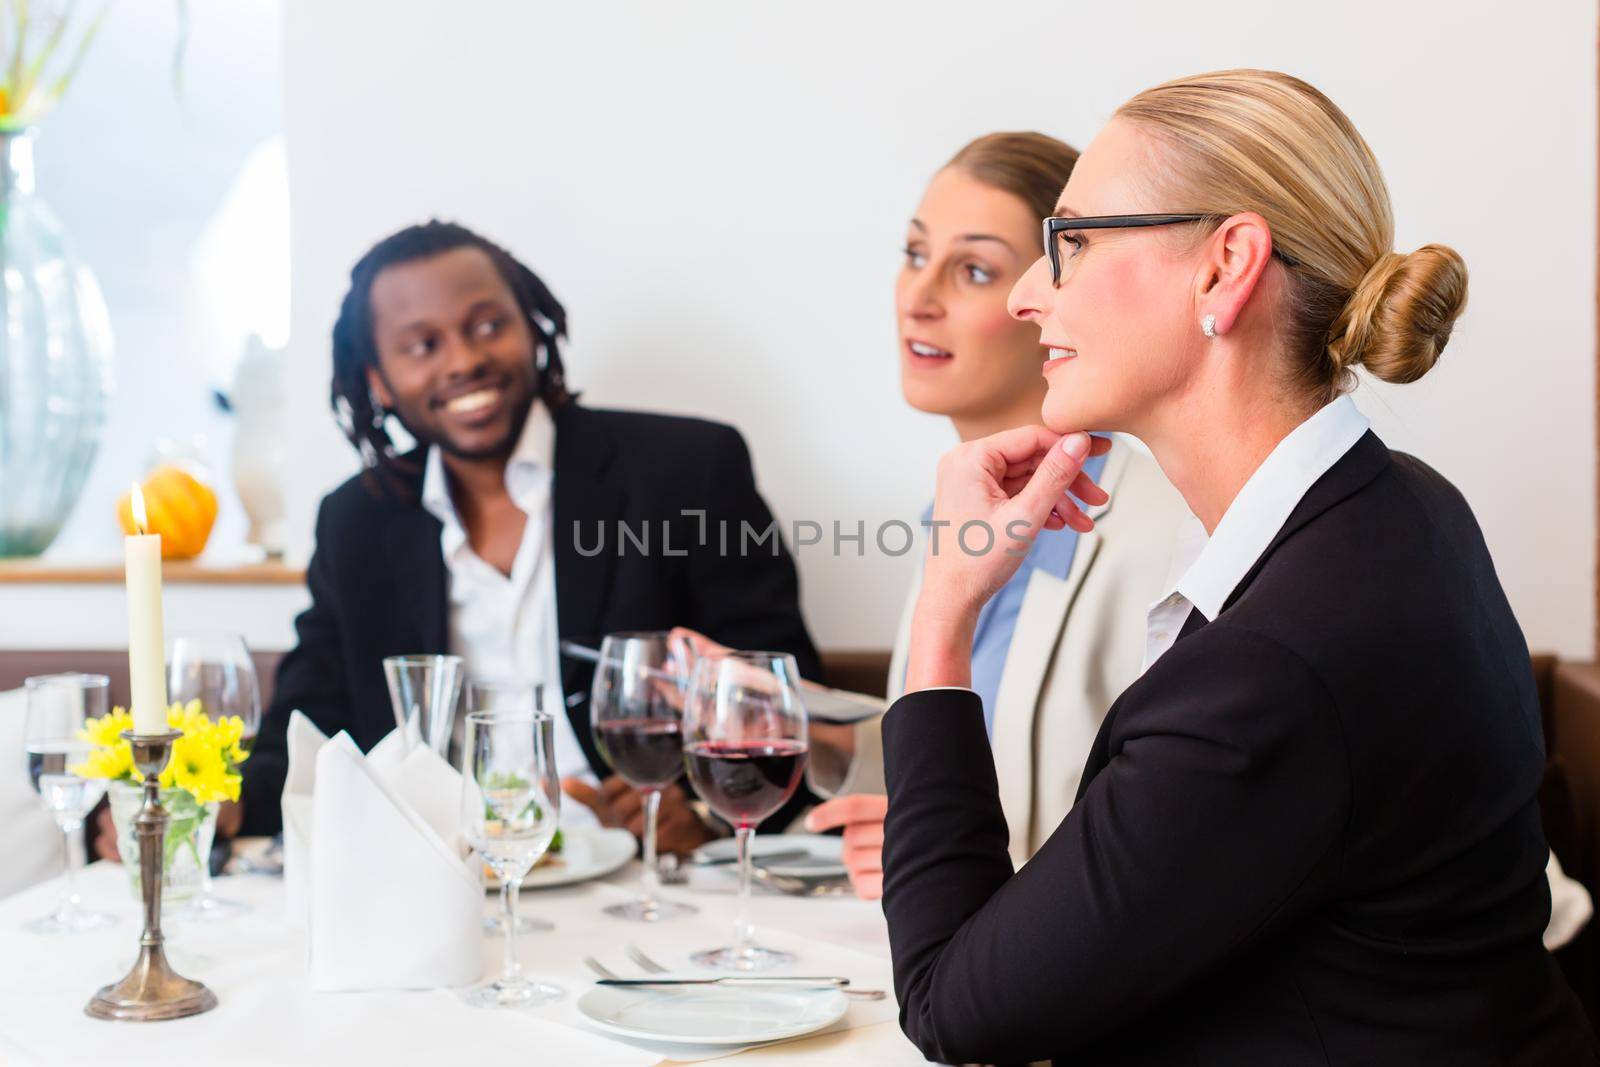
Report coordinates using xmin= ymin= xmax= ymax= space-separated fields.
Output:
xmin=329 ymin=220 xmax=577 ymax=497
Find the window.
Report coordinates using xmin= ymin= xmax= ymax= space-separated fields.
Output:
xmin=39 ymin=0 xmax=285 ymax=556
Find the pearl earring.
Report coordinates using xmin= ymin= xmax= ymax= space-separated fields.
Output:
xmin=1202 ymin=313 xmax=1218 ymax=339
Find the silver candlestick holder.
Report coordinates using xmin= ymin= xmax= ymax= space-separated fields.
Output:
xmin=85 ymin=730 xmax=219 ymax=1021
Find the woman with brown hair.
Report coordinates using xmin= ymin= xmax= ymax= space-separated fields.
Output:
xmin=803 ymin=131 xmax=1188 ymax=896
xmin=880 ymin=70 xmax=1596 ymax=1063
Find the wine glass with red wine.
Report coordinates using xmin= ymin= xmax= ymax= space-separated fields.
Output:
xmin=682 ymin=650 xmax=808 ymax=971
xmin=590 ymin=631 xmax=698 ymax=921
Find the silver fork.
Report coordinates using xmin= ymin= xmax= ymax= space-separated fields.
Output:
xmin=625 ymin=943 xmax=669 ymax=974
xmin=751 ymin=865 xmax=853 ymax=897
xmin=583 ymin=956 xmax=625 ymax=981
xmin=624 ymin=944 xmax=887 ymax=1001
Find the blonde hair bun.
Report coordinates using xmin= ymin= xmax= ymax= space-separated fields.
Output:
xmin=1327 ymin=244 xmax=1468 ymax=385
xmin=1116 ymin=70 xmax=1469 ymax=400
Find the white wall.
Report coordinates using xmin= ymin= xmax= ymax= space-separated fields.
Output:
xmin=282 ymin=0 xmax=1596 ymax=657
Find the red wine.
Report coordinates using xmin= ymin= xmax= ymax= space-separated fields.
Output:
xmin=684 ymin=740 xmax=807 ymax=827
xmin=595 ymin=718 xmax=684 ymax=790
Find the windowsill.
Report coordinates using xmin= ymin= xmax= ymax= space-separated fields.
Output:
xmin=0 ymin=557 xmax=306 ymax=586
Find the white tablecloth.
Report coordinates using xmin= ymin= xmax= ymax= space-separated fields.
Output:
xmin=0 ymin=857 xmax=927 ymax=1067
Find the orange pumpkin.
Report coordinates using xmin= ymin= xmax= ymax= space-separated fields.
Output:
xmin=116 ymin=465 xmax=219 ymax=560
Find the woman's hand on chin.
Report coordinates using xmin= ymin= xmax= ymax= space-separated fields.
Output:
xmin=906 ymin=427 xmax=1110 ymax=691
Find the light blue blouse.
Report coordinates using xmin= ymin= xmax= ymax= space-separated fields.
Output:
xmin=958 ymin=449 xmax=1108 ymax=737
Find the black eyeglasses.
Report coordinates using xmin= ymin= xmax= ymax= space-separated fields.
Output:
xmin=1042 ymin=213 xmax=1299 ymax=286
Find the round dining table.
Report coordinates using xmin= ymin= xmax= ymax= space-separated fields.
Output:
xmin=0 ymin=846 xmax=928 ymax=1066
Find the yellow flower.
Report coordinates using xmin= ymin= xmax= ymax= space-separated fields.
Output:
xmin=79 ymin=707 xmax=134 ymax=749
xmin=167 ymin=699 xmax=208 ymax=736
xmin=160 ymin=731 xmax=239 ymax=805
xmin=73 ymin=709 xmax=137 ymax=782
xmin=73 ymin=702 xmax=243 ymax=802
xmin=210 ymin=714 xmax=250 ymax=765
xmin=64 ymin=702 xmax=242 ymax=803
xmin=71 ymin=740 xmax=133 ymax=781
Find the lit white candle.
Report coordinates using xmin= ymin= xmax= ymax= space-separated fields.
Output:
xmin=125 ymin=485 xmax=169 ymax=736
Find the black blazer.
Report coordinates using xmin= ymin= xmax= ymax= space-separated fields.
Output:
xmin=241 ymin=403 xmax=821 ymax=836
xmin=880 ymin=433 xmax=1596 ymax=1065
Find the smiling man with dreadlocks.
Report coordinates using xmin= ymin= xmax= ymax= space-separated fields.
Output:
xmin=235 ymin=220 xmax=821 ymax=853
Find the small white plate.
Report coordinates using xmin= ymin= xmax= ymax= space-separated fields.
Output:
xmin=692 ymin=833 xmax=846 ymax=879
xmin=577 ymin=984 xmax=848 ymax=1045
xmin=800 ymin=684 xmax=887 ymax=725
xmin=484 ymin=827 xmax=635 ymax=891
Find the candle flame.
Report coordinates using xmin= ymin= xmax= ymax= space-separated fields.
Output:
xmin=130 ymin=484 xmax=148 ymax=535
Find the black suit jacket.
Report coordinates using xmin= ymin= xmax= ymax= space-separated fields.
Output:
xmin=241 ymin=403 xmax=821 ymax=836
xmin=880 ymin=432 xmax=1596 ymax=1066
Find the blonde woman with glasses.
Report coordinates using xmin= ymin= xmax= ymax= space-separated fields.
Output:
xmin=878 ymin=70 xmax=1596 ymax=1064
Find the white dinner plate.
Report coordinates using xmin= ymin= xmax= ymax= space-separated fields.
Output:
xmin=692 ymin=833 xmax=846 ymax=879
xmin=577 ymin=984 xmax=848 ymax=1045
xmin=484 ymin=827 xmax=636 ymax=891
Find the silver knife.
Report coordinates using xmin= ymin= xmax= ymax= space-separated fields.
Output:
xmin=596 ymin=976 xmax=849 ymax=989
xmin=692 ymin=847 xmax=810 ymax=867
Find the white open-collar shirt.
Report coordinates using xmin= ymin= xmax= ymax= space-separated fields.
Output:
xmin=1141 ymin=394 xmax=1371 ymax=673
xmin=420 ymin=402 xmax=593 ymax=780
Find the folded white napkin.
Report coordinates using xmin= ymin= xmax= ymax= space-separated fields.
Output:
xmin=282 ymin=712 xmax=405 ymax=924
xmin=280 ymin=713 xmax=328 ymax=925
xmin=281 ymin=712 xmax=484 ymax=992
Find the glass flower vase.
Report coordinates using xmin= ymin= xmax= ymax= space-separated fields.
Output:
xmin=0 ymin=127 xmax=114 ymax=556
xmin=108 ymin=780 xmax=217 ymax=908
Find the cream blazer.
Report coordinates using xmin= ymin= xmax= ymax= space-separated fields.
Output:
xmin=822 ymin=440 xmax=1190 ymax=869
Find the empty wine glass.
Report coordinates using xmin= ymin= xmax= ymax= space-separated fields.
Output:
xmin=383 ymin=654 xmax=463 ymax=756
xmin=22 ymin=673 xmax=116 ymax=934
xmin=169 ymin=632 xmax=263 ymax=742
xmin=168 ymin=632 xmax=260 ymax=921
xmin=590 ymin=631 xmax=698 ymax=921
xmin=466 ymin=681 xmax=553 ymax=935
xmin=682 ymin=651 xmax=808 ymax=970
xmin=459 ymin=710 xmax=563 ymax=1009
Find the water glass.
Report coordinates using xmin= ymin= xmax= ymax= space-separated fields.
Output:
xmin=465 ymin=681 xmax=553 ymax=934
xmin=459 ymin=710 xmax=562 ymax=1009
xmin=21 ymin=673 xmax=116 ymax=934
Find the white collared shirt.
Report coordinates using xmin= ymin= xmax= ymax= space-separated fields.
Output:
xmin=1142 ymin=394 xmax=1372 ymax=673
xmin=420 ymin=402 xmax=593 ymax=779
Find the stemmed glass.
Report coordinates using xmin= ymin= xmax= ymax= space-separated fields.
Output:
xmin=168 ymin=632 xmax=261 ymax=920
xmin=466 ymin=680 xmax=553 ymax=935
xmin=590 ymin=631 xmax=698 ymax=922
xmin=459 ymin=709 xmax=563 ymax=1009
xmin=682 ymin=651 xmax=808 ymax=970
xmin=383 ymin=654 xmax=464 ymax=756
xmin=21 ymin=673 xmax=116 ymax=934
xmin=467 ymin=680 xmax=543 ymax=716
